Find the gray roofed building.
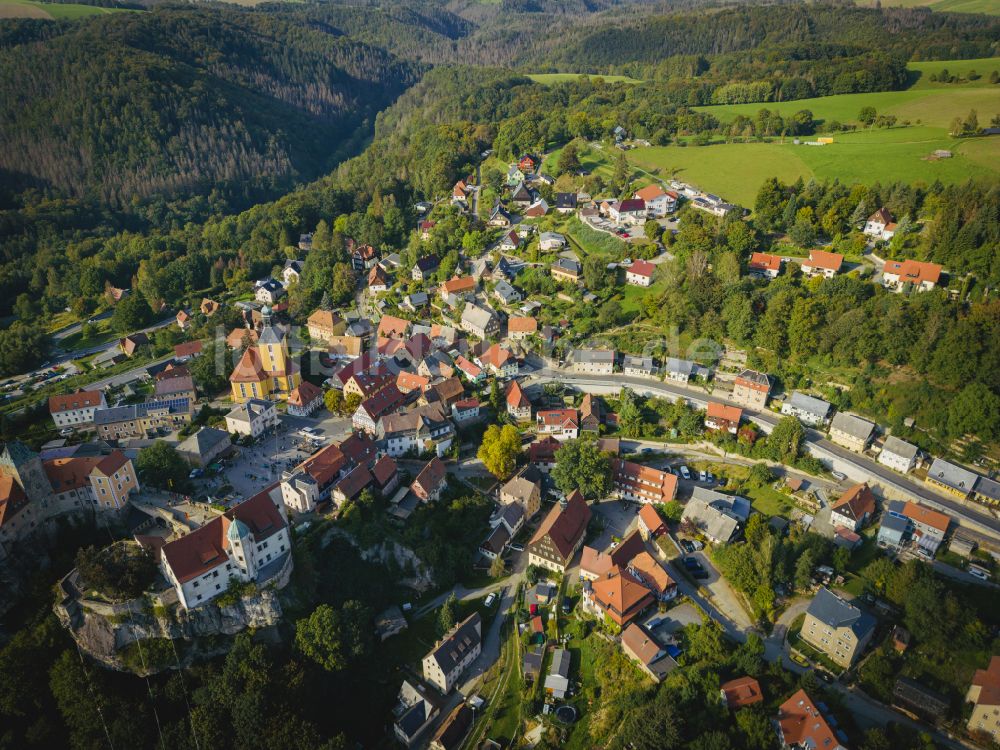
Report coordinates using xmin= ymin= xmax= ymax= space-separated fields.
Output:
xmin=829 ymin=411 xmax=876 ymax=452
xmin=878 ymin=435 xmax=919 ymax=474
xmin=664 ymin=357 xmax=695 ymax=382
xmin=177 ymin=426 xmax=232 ymax=467
xmin=691 ymin=486 xmax=751 ymax=521
xmin=544 ymin=648 xmax=572 ymax=699
xmin=493 ymin=279 xmax=521 ymax=305
xmin=681 ymin=490 xmax=745 ymax=543
xmin=876 ymin=511 xmax=910 ymax=551
xmin=781 ymin=391 xmax=832 ymax=426
xmin=422 ymin=612 xmax=482 ymax=693
xmin=892 ymin=676 xmax=949 ymax=723
xmin=495 ymin=502 xmax=525 ymax=535
xmin=479 ymin=524 xmax=511 ymax=559
xmin=926 ymin=457 xmax=978 ymax=498
xmin=975 ymin=476 xmax=1000 ymax=505
xmin=807 ymin=587 xmax=875 ymax=639
xmin=375 ymin=606 xmax=408 ymax=641
xmin=460 ymin=304 xmax=497 ymax=339
xmin=523 ymin=647 xmax=544 ymax=681
xmin=574 ymin=349 xmax=615 ymax=363
xmin=622 ymin=355 xmax=655 ymax=377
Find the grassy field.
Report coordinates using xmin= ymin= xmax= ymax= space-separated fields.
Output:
xmin=0 ymin=0 xmax=132 ymax=18
xmin=860 ymin=0 xmax=1000 ymax=13
xmin=528 ymin=73 xmax=643 ymax=85
xmin=908 ymin=57 xmax=1000 ymax=88
xmin=627 ymin=126 xmax=999 ymax=208
xmin=694 ymin=87 xmax=999 ymax=130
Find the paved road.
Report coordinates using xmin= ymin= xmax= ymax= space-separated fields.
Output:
xmin=529 ymin=366 xmax=1000 ymax=544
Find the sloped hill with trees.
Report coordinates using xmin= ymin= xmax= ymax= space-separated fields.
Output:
xmin=0 ymin=6 xmax=419 ymax=207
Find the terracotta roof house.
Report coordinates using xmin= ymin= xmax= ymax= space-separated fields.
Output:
xmin=528 ymin=435 xmax=560 ymax=470
xmin=454 ymin=356 xmax=484 ymax=383
xmin=440 ymin=276 xmax=477 ymax=300
xmin=119 ymin=333 xmax=149 ymax=357
xmin=882 ymin=259 xmax=942 ymax=292
xmin=378 ymin=315 xmax=412 ymax=341
xmin=801 ymin=249 xmax=844 ymax=278
xmin=287 ymin=380 xmax=323 ymax=417
xmin=705 ymin=402 xmax=742 ymax=434
xmin=527 ymin=491 xmax=592 ymax=573
xmin=506 ymin=380 xmax=532 ymax=422
xmin=175 ymin=309 xmax=191 ymax=330
xmin=536 ymin=408 xmax=579 ymax=441
xmin=627 ymin=551 xmax=676 ymax=600
xmin=720 ymin=677 xmax=763 ymax=709
xmin=776 ymin=690 xmax=846 ymax=750
xmin=49 ymin=389 xmax=107 ymax=429
xmin=507 ymin=316 xmax=537 ymax=340
xmin=478 ymin=343 xmax=517 ymax=378
xmin=611 ymin=458 xmax=677 ymax=505
xmin=579 ymin=529 xmax=646 ymax=582
xmin=625 ymin=259 xmax=655 ymax=287
xmin=371 ymin=455 xmax=399 ymax=496
xmin=588 ymin=568 xmax=654 ymax=626
xmin=830 ymin=483 xmax=876 ymax=532
xmin=967 ymin=656 xmax=1000 ymax=742
xmin=637 ymin=504 xmax=666 ymax=540
xmin=621 ymin=623 xmax=675 ymax=682
xmin=748 ymin=252 xmax=782 ymax=278
xmin=226 ymin=327 xmax=258 ymax=349
xmin=174 ymin=340 xmax=203 ymax=361
xmin=411 ymin=457 xmax=448 ymax=503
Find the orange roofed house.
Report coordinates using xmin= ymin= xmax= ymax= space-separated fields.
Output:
xmin=43 ymin=450 xmax=139 ymax=512
xmin=801 ymin=250 xmax=844 ymax=279
xmin=776 ymin=689 xmax=846 ymax=750
xmin=882 ymin=259 xmax=942 ymax=293
xmin=160 ymin=489 xmax=291 ymax=609
xmin=720 ymin=677 xmax=763 ymax=709
xmin=967 ymin=656 xmax=1000 ymax=742
xmin=748 ymin=252 xmax=782 ymax=279
xmin=705 ymin=402 xmax=743 ymax=434
xmin=527 ymin=491 xmax=592 ymax=573
xmin=611 ymin=459 xmax=677 ymax=505
xmin=49 ymin=389 xmax=107 ymax=430
xmin=229 ymin=307 xmax=301 ymax=403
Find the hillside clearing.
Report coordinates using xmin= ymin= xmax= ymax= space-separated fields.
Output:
xmin=907 ymin=57 xmax=1000 ymax=88
xmin=528 ymin=73 xmax=643 ymax=85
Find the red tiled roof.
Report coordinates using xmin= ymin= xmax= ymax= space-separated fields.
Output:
xmin=628 ymin=260 xmax=655 ymax=278
xmin=412 ymin=457 xmax=447 ymax=498
xmin=529 ymin=490 xmax=591 ymax=560
xmin=749 ymin=252 xmax=781 ymax=272
xmin=297 ymin=443 xmax=347 ymax=487
xmin=832 ymin=483 xmax=876 ymax=522
xmin=441 ymin=276 xmax=476 ymax=295
xmin=721 ymin=676 xmax=764 ymax=709
xmin=230 ymin=347 xmax=266 ymax=383
xmin=455 ymin=356 xmax=483 ymax=379
xmin=537 ymin=409 xmax=578 ymax=429
xmin=334 ymin=464 xmax=372 ymax=501
xmin=174 ymin=341 xmax=203 ymax=358
xmin=480 ymin=344 xmax=513 ymax=369
xmin=805 ymin=250 xmax=844 ymax=272
xmin=638 ymin=504 xmax=664 ymax=534
xmin=506 ymin=380 xmax=530 ymax=409
xmin=0 ymin=476 xmax=29 ymax=527
xmin=94 ymin=450 xmax=130 ymax=477
xmin=617 ymin=198 xmax=645 ymax=213
xmin=706 ymin=402 xmax=743 ymax=424
xmin=612 ymin=458 xmax=677 ymax=503
xmin=507 ymin=317 xmax=538 ymax=333
xmin=226 ymin=328 xmax=258 ymax=349
xmin=288 ymin=380 xmax=322 ymax=408
xmin=49 ymin=390 xmax=103 ymax=414
xmin=377 ymin=315 xmax=410 ymax=340
xmin=396 ymin=371 xmax=430 ymax=393
xmin=777 ymin=690 xmax=840 ymax=749
xmin=972 ymin=656 xmax=1000 ymax=708
xmin=883 ymin=259 xmax=942 ymax=286
xmin=628 ymin=551 xmax=674 ymax=595
xmin=901 ymin=502 xmax=950 ymax=534
xmin=529 ymin=435 xmax=560 ymax=464
xmin=621 ymin=622 xmax=664 ymax=665
xmin=44 ymin=456 xmax=102 ymax=491
xmin=371 ymin=455 xmax=398 ymax=487
xmin=634 ymin=184 xmax=666 ymax=202
xmin=591 ymin=568 xmax=654 ymax=624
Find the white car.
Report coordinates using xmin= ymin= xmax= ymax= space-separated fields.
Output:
xmin=298 ymin=427 xmax=320 ymax=438
xmin=484 ymin=593 xmax=496 ymax=607
xmin=969 ymin=566 xmax=991 ymax=581
xmin=679 ymin=465 xmax=691 ymax=481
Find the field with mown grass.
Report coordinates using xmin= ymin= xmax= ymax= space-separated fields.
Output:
xmin=858 ymin=0 xmax=1000 ymax=13
xmin=907 ymin=57 xmax=1000 ymax=88
xmin=0 ymin=0 xmax=132 ymax=18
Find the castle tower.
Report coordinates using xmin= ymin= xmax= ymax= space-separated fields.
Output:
xmin=226 ymin=518 xmax=255 ymax=578
xmin=0 ymin=441 xmax=52 ymax=500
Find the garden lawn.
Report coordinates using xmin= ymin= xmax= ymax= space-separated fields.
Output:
xmin=617 ymin=277 xmax=667 ymax=314
xmin=746 ymin=485 xmax=795 ymax=518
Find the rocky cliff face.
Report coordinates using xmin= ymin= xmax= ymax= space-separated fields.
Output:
xmin=55 ymin=589 xmax=284 ymax=675
xmin=324 ymin=527 xmax=435 ymax=592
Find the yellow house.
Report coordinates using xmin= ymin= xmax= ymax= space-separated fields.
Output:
xmin=230 ymin=307 xmax=300 ymax=403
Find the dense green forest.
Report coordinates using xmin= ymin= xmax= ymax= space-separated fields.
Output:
xmin=0 ymin=7 xmax=419 ymax=207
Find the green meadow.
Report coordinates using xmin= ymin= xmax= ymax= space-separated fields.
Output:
xmin=0 ymin=0 xmax=132 ymax=18
xmin=528 ymin=73 xmax=643 ymax=85
xmin=908 ymin=57 xmax=1000 ymax=88
xmin=860 ymin=0 xmax=1000 ymax=13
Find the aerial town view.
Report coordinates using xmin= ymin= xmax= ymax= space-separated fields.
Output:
xmin=0 ymin=0 xmax=998 ymax=748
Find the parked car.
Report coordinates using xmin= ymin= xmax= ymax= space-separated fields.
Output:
xmin=831 ymin=471 xmax=847 ymax=481
xmin=692 ymin=569 xmax=710 ymax=580
xmin=698 ymin=470 xmax=708 ymax=482
xmin=690 ymin=540 xmax=704 ymax=551
xmin=969 ymin=565 xmax=991 ymax=581
xmin=680 ymin=540 xmax=694 ymax=553
xmin=679 ymin=465 xmax=691 ymax=481
xmin=682 ymin=556 xmax=702 ymax=570
xmin=509 ymin=543 xmax=524 ymax=553
xmin=484 ymin=593 xmax=496 ymax=607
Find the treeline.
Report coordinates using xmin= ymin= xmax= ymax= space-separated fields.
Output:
xmin=0 ymin=6 xmax=419 ymax=208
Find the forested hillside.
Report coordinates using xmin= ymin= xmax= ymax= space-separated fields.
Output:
xmin=0 ymin=7 xmax=419 ymax=208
